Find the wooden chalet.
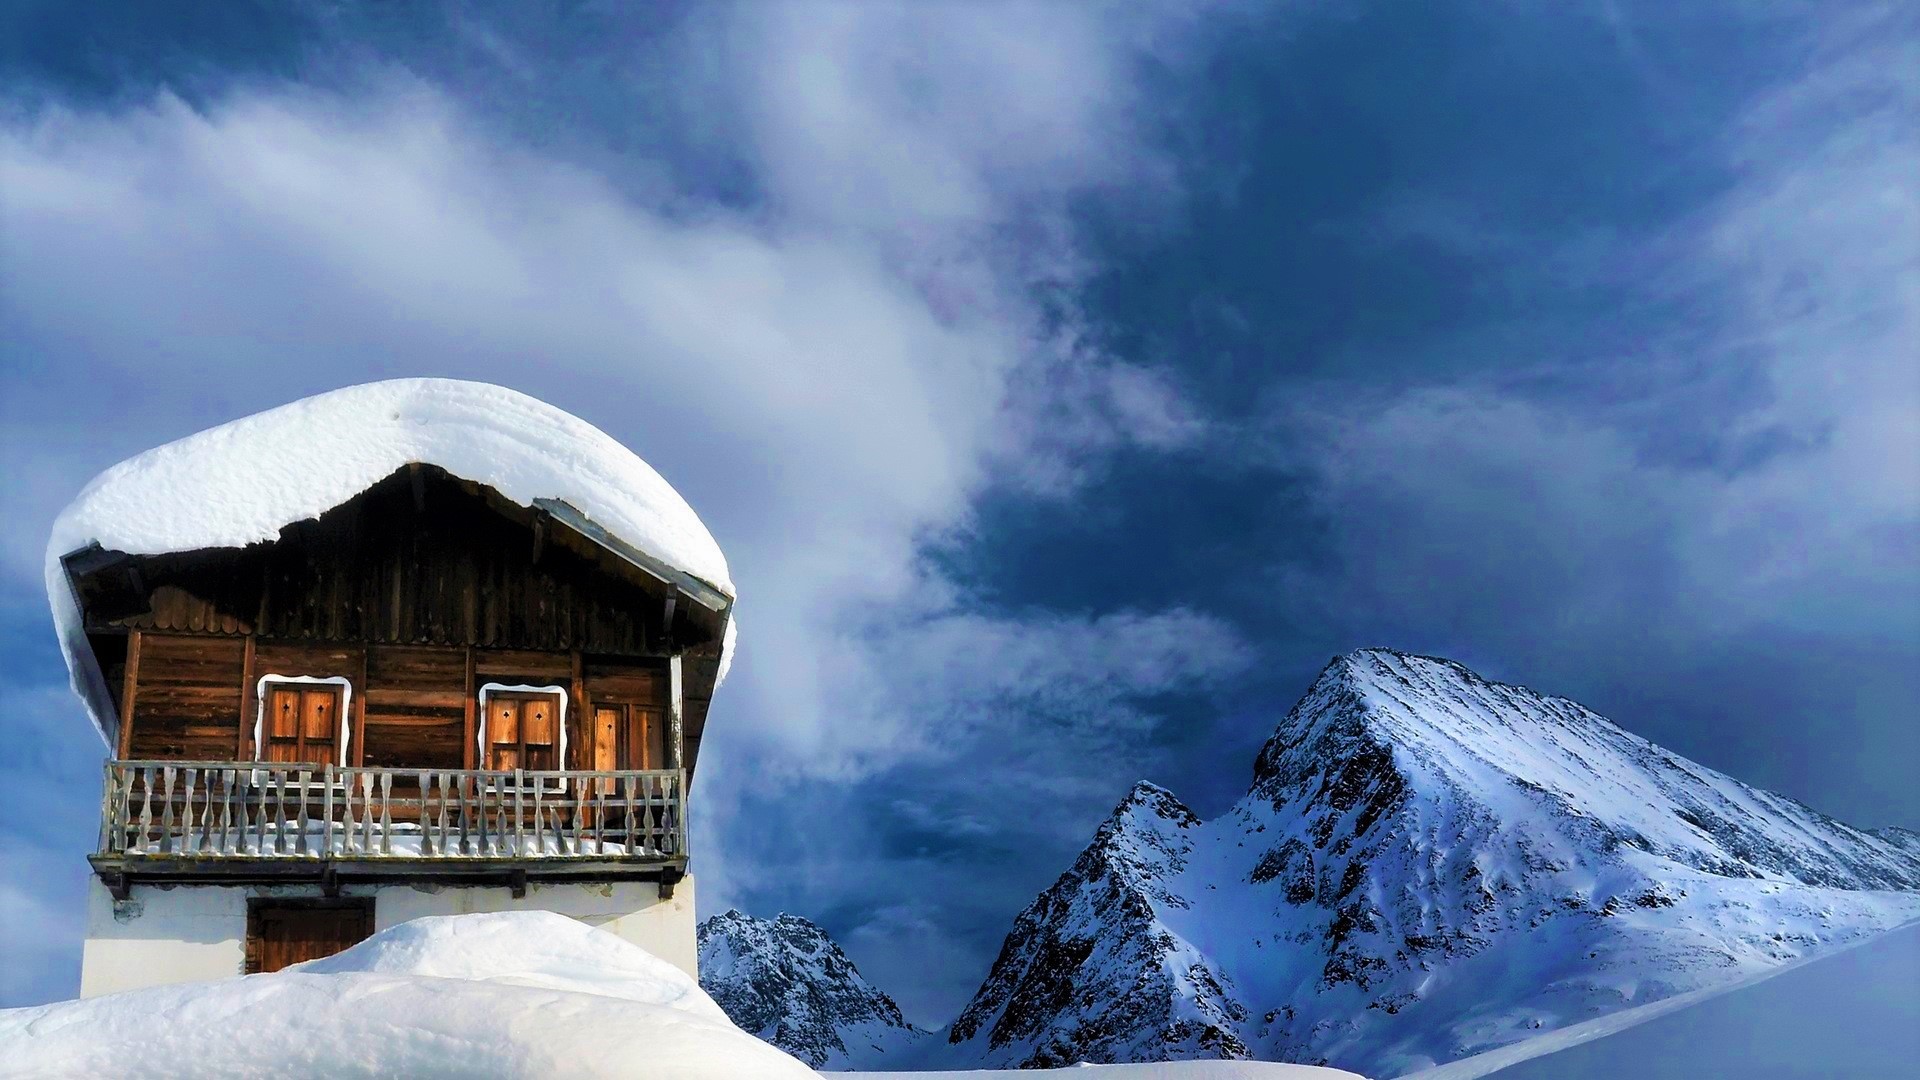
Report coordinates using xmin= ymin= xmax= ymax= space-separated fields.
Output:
xmin=59 ymin=456 xmax=733 ymax=976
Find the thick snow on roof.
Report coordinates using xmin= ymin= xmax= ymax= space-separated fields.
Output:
xmin=45 ymin=378 xmax=733 ymax=744
xmin=0 ymin=912 xmax=814 ymax=1080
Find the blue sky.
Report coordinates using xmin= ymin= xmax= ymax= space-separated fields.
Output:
xmin=1 ymin=1 xmax=1915 ymax=1022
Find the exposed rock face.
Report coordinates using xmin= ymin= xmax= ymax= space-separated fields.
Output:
xmin=943 ymin=649 xmax=1920 ymax=1077
xmin=947 ymin=782 xmax=1249 ymax=1067
xmin=696 ymin=910 xmax=925 ymax=1069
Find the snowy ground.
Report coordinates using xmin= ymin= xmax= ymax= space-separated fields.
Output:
xmin=1406 ymin=917 xmax=1920 ymax=1079
xmin=0 ymin=911 xmax=1373 ymax=1079
xmin=0 ymin=912 xmax=813 ymax=1080
xmin=858 ymin=1066 xmax=1365 ymax=1080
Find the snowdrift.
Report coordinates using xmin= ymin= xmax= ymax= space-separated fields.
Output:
xmin=857 ymin=1065 xmax=1367 ymax=1079
xmin=0 ymin=912 xmax=813 ymax=1080
xmin=44 ymin=378 xmax=735 ymax=745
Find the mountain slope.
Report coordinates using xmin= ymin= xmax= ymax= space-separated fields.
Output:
xmin=945 ymin=649 xmax=1920 ymax=1077
xmin=697 ymin=910 xmax=927 ymax=1069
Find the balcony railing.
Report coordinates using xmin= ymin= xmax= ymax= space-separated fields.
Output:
xmin=98 ymin=760 xmax=685 ymax=861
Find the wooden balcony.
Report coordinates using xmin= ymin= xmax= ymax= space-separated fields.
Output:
xmin=91 ymin=760 xmax=688 ymax=898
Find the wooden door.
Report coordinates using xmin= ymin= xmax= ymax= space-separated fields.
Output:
xmin=590 ymin=704 xmax=665 ymax=771
xmin=247 ymin=902 xmax=373 ymax=974
xmin=263 ymin=685 xmax=342 ymax=766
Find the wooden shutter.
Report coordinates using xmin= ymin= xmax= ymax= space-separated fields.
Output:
xmin=301 ymin=689 xmax=338 ymax=766
xmin=266 ymin=687 xmax=301 ymax=762
xmin=487 ymin=697 xmax=520 ymax=770
xmin=593 ymin=708 xmax=619 ymax=772
xmin=522 ymin=695 xmax=557 ymax=771
xmin=263 ymin=685 xmax=340 ymax=766
xmin=622 ymin=706 xmax=664 ymax=770
xmin=485 ymin=691 xmax=563 ymax=772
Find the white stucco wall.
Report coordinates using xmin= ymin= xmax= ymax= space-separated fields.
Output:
xmin=79 ymin=874 xmax=696 ymax=998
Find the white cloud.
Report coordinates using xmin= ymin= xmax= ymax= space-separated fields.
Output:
xmin=0 ymin=2 xmax=1228 ymax=963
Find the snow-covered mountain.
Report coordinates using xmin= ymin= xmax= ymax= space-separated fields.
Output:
xmin=944 ymin=649 xmax=1920 ymax=1078
xmin=697 ymin=909 xmax=928 ymax=1069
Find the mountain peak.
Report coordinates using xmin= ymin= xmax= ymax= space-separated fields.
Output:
xmin=946 ymin=650 xmax=1920 ymax=1077
xmin=696 ymin=910 xmax=923 ymax=1069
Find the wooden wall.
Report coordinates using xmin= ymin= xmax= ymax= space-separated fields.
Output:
xmin=124 ymin=634 xmax=245 ymax=761
xmin=120 ymin=632 xmax=671 ymax=772
xmin=364 ymin=646 xmax=465 ymax=770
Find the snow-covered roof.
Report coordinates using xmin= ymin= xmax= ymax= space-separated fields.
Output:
xmin=45 ymin=378 xmax=734 ymax=745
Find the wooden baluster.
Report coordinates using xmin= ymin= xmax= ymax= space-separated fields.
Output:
xmin=136 ymin=766 xmax=155 ymax=854
xmin=379 ymin=772 xmax=393 ymax=856
xmin=272 ymin=771 xmax=288 ymax=854
xmin=456 ymin=773 xmax=471 ymax=856
xmin=361 ymin=772 xmax=375 ymax=854
xmin=433 ymin=768 xmax=447 ymax=853
xmin=236 ymin=770 xmax=253 ymax=855
xmin=115 ymin=765 xmax=136 ymax=853
xmin=650 ymin=773 xmax=664 ymax=854
xmin=293 ymin=769 xmax=311 ymax=855
xmin=592 ymin=780 xmax=606 ymax=855
xmin=157 ymin=766 xmax=176 ymax=854
xmin=673 ymin=773 xmax=686 ymax=855
xmin=322 ymin=766 xmax=336 ymax=857
xmin=510 ymin=771 xmax=524 ymax=857
xmin=97 ymin=762 xmax=117 ymax=855
xmin=564 ymin=776 xmax=579 ymax=853
xmin=419 ymin=771 xmax=434 ymax=857
xmin=214 ymin=769 xmax=228 ymax=855
xmin=179 ymin=769 xmax=195 ymax=853
xmin=620 ymin=775 xmax=636 ymax=854
xmin=220 ymin=769 xmax=236 ymax=855
xmin=499 ymin=778 xmax=512 ymax=858
xmin=345 ymin=768 xmax=362 ymax=853
xmin=188 ymin=769 xmax=207 ymax=853
xmin=531 ymin=778 xmax=546 ymax=856
xmin=475 ymin=775 xmax=490 ymax=856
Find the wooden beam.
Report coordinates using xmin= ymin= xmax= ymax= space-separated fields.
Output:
xmin=409 ymin=462 xmax=427 ymax=512
xmin=237 ymin=635 xmax=257 ymax=760
xmin=666 ymin=654 xmax=684 ymax=774
xmin=570 ymin=650 xmax=587 ymax=771
xmin=353 ymin=646 xmax=369 ymax=767
xmin=117 ymin=630 xmax=142 ymax=760
xmin=462 ymin=646 xmax=477 ymax=770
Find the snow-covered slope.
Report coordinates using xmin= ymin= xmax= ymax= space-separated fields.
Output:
xmin=45 ymin=378 xmax=734 ymax=744
xmin=944 ymin=650 xmax=1920 ymax=1078
xmin=860 ymin=1063 xmax=1366 ymax=1080
xmin=699 ymin=910 xmax=928 ymax=1069
xmin=0 ymin=912 xmax=813 ymax=1079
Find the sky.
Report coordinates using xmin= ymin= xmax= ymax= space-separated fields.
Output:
xmin=1 ymin=0 xmax=1915 ymax=1024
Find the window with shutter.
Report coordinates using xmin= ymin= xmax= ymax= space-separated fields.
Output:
xmin=256 ymin=677 xmax=350 ymax=766
xmin=477 ymin=684 xmax=568 ymax=787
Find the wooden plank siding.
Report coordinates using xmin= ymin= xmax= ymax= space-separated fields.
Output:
xmin=125 ymin=633 xmax=245 ymax=761
xmin=71 ymin=465 xmax=713 ymax=777
xmin=363 ymin=645 xmax=466 ymax=771
xmin=114 ymin=631 xmax=671 ymax=774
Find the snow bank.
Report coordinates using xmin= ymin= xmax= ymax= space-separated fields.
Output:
xmin=44 ymin=378 xmax=733 ymax=744
xmin=0 ymin=912 xmax=812 ymax=1080
xmin=857 ymin=1064 xmax=1368 ymax=1079
xmin=298 ymin=910 xmax=728 ymax=1018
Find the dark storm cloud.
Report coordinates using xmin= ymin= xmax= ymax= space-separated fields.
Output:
xmin=2 ymin=0 xmax=1913 ymax=1027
